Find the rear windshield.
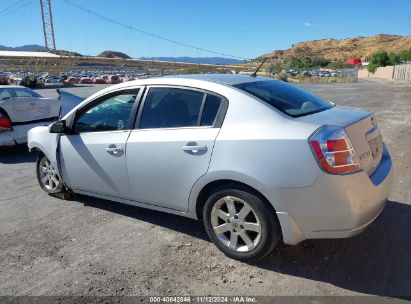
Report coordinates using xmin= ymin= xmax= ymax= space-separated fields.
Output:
xmin=234 ymin=80 xmax=332 ymax=117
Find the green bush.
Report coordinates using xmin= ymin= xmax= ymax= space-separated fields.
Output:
xmin=290 ymin=56 xmax=312 ymax=69
xmin=370 ymin=51 xmax=389 ymax=66
xmin=399 ymin=49 xmax=411 ymax=61
xmin=311 ymin=55 xmax=330 ymax=67
xmin=367 ymin=62 xmax=379 ymax=74
xmin=388 ymin=52 xmax=401 ymax=65
xmin=326 ymin=60 xmax=345 ymax=69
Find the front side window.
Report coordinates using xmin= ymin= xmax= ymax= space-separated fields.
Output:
xmin=140 ymin=87 xmax=204 ymax=129
xmin=234 ymin=80 xmax=332 ymax=117
xmin=74 ymin=91 xmax=138 ymax=132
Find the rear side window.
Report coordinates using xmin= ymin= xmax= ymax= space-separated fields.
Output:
xmin=13 ymin=88 xmax=42 ymax=98
xmin=140 ymin=87 xmax=204 ymax=129
xmin=234 ymin=80 xmax=332 ymax=117
xmin=0 ymin=88 xmax=41 ymax=100
xmin=201 ymin=94 xmax=221 ymax=126
xmin=0 ymin=89 xmax=12 ymax=101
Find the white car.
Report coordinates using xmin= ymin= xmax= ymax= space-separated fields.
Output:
xmin=27 ymin=74 xmax=394 ymax=261
xmin=0 ymin=86 xmax=60 ymax=147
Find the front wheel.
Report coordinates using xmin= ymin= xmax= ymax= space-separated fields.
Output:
xmin=203 ymin=187 xmax=282 ymax=261
xmin=36 ymin=153 xmax=63 ymax=194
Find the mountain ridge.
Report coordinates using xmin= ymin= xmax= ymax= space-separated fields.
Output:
xmin=0 ymin=44 xmax=46 ymax=51
xmin=259 ymin=34 xmax=411 ymax=61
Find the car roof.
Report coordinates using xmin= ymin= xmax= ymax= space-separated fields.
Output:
xmin=165 ymin=74 xmax=270 ymax=86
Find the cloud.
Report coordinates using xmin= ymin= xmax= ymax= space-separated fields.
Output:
xmin=304 ymin=22 xmax=312 ymax=27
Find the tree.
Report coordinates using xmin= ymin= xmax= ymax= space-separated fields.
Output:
xmin=311 ymin=55 xmax=330 ymax=67
xmin=388 ymin=52 xmax=401 ymax=65
xmin=290 ymin=56 xmax=312 ymax=69
xmin=267 ymin=61 xmax=283 ymax=75
xmin=399 ymin=49 xmax=411 ymax=62
xmin=326 ymin=60 xmax=347 ymax=69
xmin=370 ymin=51 xmax=389 ymax=67
xmin=367 ymin=50 xmax=392 ymax=74
xmin=367 ymin=62 xmax=379 ymax=74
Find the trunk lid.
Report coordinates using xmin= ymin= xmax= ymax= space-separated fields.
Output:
xmin=58 ymin=90 xmax=84 ymax=118
xmin=297 ymin=106 xmax=383 ymax=176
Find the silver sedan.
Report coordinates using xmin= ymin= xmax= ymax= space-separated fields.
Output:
xmin=0 ymin=86 xmax=59 ymax=147
xmin=27 ymin=74 xmax=394 ymax=261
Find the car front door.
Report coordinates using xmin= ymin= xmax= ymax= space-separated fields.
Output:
xmin=59 ymin=88 xmax=142 ymax=198
xmin=126 ymin=86 xmax=227 ymax=211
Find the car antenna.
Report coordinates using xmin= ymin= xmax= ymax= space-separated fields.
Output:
xmin=250 ymin=57 xmax=268 ymax=77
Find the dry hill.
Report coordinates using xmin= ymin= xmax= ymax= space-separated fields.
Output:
xmin=261 ymin=34 xmax=411 ymax=61
xmin=97 ymin=50 xmax=131 ymax=59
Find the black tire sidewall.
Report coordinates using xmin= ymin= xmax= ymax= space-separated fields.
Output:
xmin=203 ymin=186 xmax=281 ymax=262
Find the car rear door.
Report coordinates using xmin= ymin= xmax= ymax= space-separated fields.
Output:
xmin=126 ymin=86 xmax=227 ymax=211
xmin=59 ymin=88 xmax=142 ymax=198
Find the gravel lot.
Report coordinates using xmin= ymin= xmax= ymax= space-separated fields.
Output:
xmin=0 ymin=80 xmax=410 ymax=297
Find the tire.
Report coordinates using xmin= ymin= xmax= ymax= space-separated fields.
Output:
xmin=36 ymin=153 xmax=63 ymax=194
xmin=203 ymin=186 xmax=282 ymax=262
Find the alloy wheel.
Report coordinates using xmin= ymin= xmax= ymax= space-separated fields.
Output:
xmin=210 ymin=196 xmax=262 ymax=252
xmin=38 ymin=156 xmax=60 ymax=191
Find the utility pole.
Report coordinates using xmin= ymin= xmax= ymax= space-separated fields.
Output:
xmin=40 ymin=0 xmax=56 ymax=51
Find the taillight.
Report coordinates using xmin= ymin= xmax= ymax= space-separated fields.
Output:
xmin=309 ymin=125 xmax=361 ymax=175
xmin=0 ymin=112 xmax=12 ymax=131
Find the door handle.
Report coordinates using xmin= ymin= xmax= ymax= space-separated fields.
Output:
xmin=182 ymin=144 xmax=207 ymax=152
xmin=105 ymin=146 xmax=124 ymax=153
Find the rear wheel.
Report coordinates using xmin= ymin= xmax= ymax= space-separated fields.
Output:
xmin=36 ymin=153 xmax=63 ymax=194
xmin=203 ymin=186 xmax=282 ymax=261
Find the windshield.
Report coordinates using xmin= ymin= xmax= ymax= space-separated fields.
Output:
xmin=234 ymin=80 xmax=333 ymax=117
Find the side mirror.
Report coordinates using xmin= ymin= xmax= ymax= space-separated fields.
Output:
xmin=49 ymin=120 xmax=67 ymax=133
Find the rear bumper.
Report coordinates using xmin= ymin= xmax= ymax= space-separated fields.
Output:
xmin=276 ymin=143 xmax=394 ymax=245
xmin=0 ymin=120 xmax=54 ymax=147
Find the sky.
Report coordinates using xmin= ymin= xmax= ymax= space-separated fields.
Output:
xmin=0 ymin=0 xmax=410 ymax=59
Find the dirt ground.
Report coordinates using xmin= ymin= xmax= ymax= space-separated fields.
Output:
xmin=0 ymin=80 xmax=410 ymax=297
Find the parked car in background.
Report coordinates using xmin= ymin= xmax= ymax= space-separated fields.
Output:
xmin=27 ymin=74 xmax=393 ymax=261
xmin=58 ymin=75 xmax=68 ymax=83
xmin=79 ymin=77 xmax=93 ymax=84
xmin=45 ymin=76 xmax=59 ymax=83
xmin=93 ymin=77 xmax=106 ymax=84
xmin=65 ymin=76 xmax=79 ymax=84
xmin=0 ymin=86 xmax=59 ymax=147
xmin=122 ymin=76 xmax=136 ymax=82
xmin=109 ymin=75 xmax=121 ymax=84
xmin=0 ymin=73 xmax=9 ymax=85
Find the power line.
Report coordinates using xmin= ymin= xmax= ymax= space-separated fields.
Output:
xmin=60 ymin=0 xmax=250 ymax=61
xmin=0 ymin=0 xmax=34 ymax=18
xmin=0 ymin=0 xmax=24 ymax=14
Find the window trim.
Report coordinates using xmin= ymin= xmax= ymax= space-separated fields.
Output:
xmin=134 ymin=85 xmax=228 ymax=130
xmin=71 ymin=87 xmax=143 ymax=134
